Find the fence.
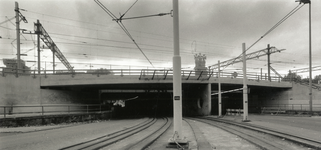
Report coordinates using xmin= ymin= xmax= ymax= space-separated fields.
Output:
xmin=1 ymin=67 xmax=284 ymax=82
xmin=0 ymin=104 xmax=108 ymax=118
xmin=262 ymin=104 xmax=321 ymax=112
xmin=226 ymin=108 xmax=243 ymax=116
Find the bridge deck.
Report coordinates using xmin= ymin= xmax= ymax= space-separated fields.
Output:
xmin=36 ymin=69 xmax=291 ymax=88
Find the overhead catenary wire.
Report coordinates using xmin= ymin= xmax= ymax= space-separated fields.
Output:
xmin=120 ymin=0 xmax=138 ymax=20
xmin=17 ymin=11 xmax=237 ymax=52
xmin=246 ymin=3 xmax=304 ymax=52
xmin=221 ymin=3 xmax=305 ymax=71
xmin=94 ymin=0 xmax=155 ymax=68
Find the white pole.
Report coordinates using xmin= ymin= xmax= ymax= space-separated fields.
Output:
xmin=242 ymin=43 xmax=249 ymax=121
xmin=37 ymin=20 xmax=41 ymax=75
xmin=218 ymin=60 xmax=222 ymax=117
xmin=172 ymin=0 xmax=182 ymax=140
xmin=308 ymin=2 xmax=312 ymax=115
xmin=15 ymin=2 xmax=20 ymax=76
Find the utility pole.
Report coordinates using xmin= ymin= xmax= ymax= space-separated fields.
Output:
xmin=308 ymin=1 xmax=312 ymax=115
xmin=295 ymin=0 xmax=312 ymax=115
xmin=15 ymin=2 xmax=20 ymax=76
xmin=53 ymin=51 xmax=55 ymax=73
xmin=267 ymin=44 xmax=271 ymax=81
xmin=242 ymin=43 xmax=249 ymax=122
xmin=172 ymin=0 xmax=182 ymax=140
xmin=168 ymin=1 xmax=188 ymax=148
xmin=218 ymin=60 xmax=222 ymax=117
xmin=36 ymin=20 xmax=41 ymax=74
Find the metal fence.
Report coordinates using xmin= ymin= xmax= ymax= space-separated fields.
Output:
xmin=1 ymin=67 xmax=284 ymax=82
xmin=262 ymin=104 xmax=321 ymax=112
xmin=0 ymin=104 xmax=108 ymax=118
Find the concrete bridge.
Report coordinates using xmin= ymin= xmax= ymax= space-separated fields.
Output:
xmin=40 ymin=69 xmax=289 ymax=87
xmin=1 ymin=68 xmax=320 ymax=117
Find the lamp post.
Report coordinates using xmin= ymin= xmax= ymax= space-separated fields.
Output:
xmin=295 ymin=0 xmax=312 ymax=115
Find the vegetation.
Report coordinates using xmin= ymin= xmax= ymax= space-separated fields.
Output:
xmin=283 ymin=70 xmax=321 ymax=84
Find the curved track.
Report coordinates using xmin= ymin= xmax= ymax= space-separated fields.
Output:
xmin=59 ymin=117 xmax=171 ymax=150
xmin=189 ymin=117 xmax=321 ymax=150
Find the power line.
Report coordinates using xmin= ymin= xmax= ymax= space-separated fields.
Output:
xmin=94 ymin=0 xmax=161 ymax=68
xmin=246 ymin=3 xmax=304 ymax=52
xmin=21 ymin=10 xmax=238 ymax=52
xmin=219 ymin=3 xmax=305 ymax=71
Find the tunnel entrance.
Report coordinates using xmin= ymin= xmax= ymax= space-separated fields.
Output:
xmin=100 ymin=90 xmax=173 ymax=118
xmin=210 ymin=85 xmax=279 ymax=115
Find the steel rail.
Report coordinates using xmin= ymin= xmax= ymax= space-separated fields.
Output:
xmin=126 ymin=117 xmax=172 ymax=150
xmin=184 ymin=118 xmax=213 ymax=150
xmin=59 ymin=117 xmax=170 ymax=150
xmin=59 ymin=118 xmax=156 ymax=150
xmin=192 ymin=117 xmax=321 ymax=149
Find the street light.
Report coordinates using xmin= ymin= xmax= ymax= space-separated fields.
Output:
xmin=295 ymin=0 xmax=312 ymax=115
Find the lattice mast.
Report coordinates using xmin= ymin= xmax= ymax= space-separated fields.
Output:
xmin=35 ymin=20 xmax=73 ymax=71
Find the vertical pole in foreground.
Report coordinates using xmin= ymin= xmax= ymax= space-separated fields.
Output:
xmin=37 ymin=20 xmax=41 ymax=75
xmin=218 ymin=60 xmax=222 ymax=117
xmin=308 ymin=2 xmax=313 ymax=115
xmin=242 ymin=43 xmax=249 ymax=122
xmin=15 ymin=2 xmax=20 ymax=76
xmin=267 ymin=44 xmax=271 ymax=82
xmin=53 ymin=51 xmax=55 ymax=73
xmin=172 ymin=0 xmax=183 ymax=140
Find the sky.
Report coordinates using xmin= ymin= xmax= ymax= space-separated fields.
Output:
xmin=0 ymin=0 xmax=320 ymax=78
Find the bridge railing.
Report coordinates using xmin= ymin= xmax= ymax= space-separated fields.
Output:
xmin=0 ymin=104 xmax=108 ymax=118
xmin=1 ymin=67 xmax=284 ymax=82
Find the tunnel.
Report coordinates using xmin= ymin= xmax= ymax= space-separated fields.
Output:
xmin=43 ymin=82 xmax=290 ymax=118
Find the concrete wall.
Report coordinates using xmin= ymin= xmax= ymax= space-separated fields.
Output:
xmin=261 ymin=83 xmax=321 ymax=111
xmin=0 ymin=74 xmax=89 ymax=107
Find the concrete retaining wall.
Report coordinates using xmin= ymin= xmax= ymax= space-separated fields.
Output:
xmin=0 ymin=74 xmax=88 ymax=109
xmin=261 ymin=82 xmax=321 ymax=111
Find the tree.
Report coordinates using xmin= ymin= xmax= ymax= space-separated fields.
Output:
xmin=282 ymin=70 xmax=301 ymax=82
xmin=313 ymin=75 xmax=321 ymax=84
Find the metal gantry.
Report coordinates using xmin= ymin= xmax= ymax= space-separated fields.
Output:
xmin=34 ymin=21 xmax=73 ymax=71
xmin=209 ymin=46 xmax=285 ymax=70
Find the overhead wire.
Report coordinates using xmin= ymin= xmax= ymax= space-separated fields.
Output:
xmin=246 ymin=3 xmax=304 ymax=51
xmin=23 ymin=9 xmax=237 ymax=54
xmin=220 ymin=3 xmax=305 ymax=71
xmin=94 ymin=0 xmax=155 ymax=68
xmin=120 ymin=0 xmax=138 ymax=19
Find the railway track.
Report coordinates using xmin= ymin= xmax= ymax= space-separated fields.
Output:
xmin=184 ymin=119 xmax=214 ymax=150
xmin=188 ymin=117 xmax=321 ymax=150
xmin=59 ymin=117 xmax=171 ymax=150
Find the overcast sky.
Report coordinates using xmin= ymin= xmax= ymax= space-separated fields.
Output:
xmin=0 ymin=0 xmax=320 ymax=77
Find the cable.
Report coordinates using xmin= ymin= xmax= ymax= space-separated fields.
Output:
xmin=246 ymin=4 xmax=304 ymax=51
xmin=120 ymin=0 xmax=138 ymax=19
xmin=23 ymin=10 xmax=237 ymax=53
xmin=221 ymin=3 xmax=305 ymax=71
xmin=94 ymin=0 xmax=155 ymax=68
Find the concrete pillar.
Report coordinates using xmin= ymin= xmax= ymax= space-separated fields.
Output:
xmin=197 ymin=84 xmax=211 ymax=115
xmin=206 ymin=83 xmax=211 ymax=115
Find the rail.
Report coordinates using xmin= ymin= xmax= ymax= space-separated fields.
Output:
xmin=0 ymin=104 xmax=108 ymax=118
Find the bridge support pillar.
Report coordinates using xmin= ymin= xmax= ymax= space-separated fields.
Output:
xmin=196 ymin=84 xmax=211 ymax=115
xmin=205 ymin=83 xmax=211 ymax=115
